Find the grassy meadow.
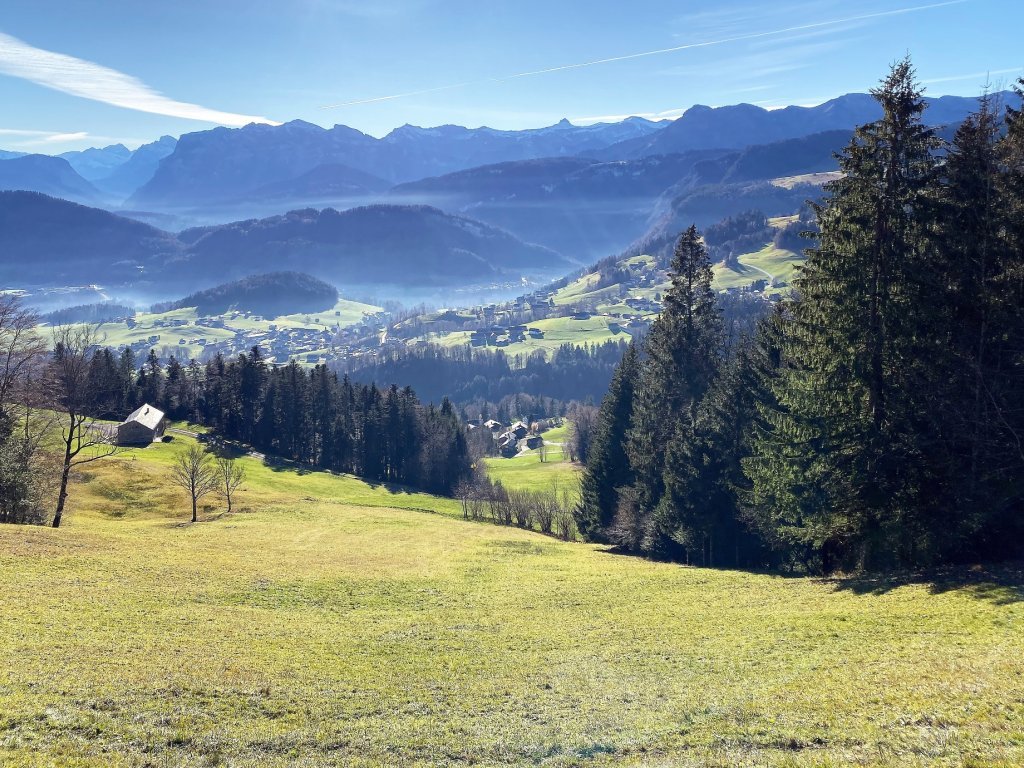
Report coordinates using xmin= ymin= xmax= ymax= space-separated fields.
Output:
xmin=434 ymin=314 xmax=637 ymax=357
xmin=1 ymin=435 xmax=1023 ymax=767
xmin=483 ymin=447 xmax=580 ymax=497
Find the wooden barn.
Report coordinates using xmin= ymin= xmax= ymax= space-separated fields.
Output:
xmin=116 ymin=404 xmax=168 ymax=446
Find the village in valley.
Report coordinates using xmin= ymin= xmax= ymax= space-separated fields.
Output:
xmin=47 ymin=230 xmax=796 ymax=380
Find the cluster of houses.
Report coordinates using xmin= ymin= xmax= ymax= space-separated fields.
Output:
xmin=115 ymin=311 xmax=389 ymax=367
xmin=469 ymin=325 xmax=545 ymax=347
xmin=623 ymin=296 xmax=660 ymax=313
xmin=721 ymin=278 xmax=778 ymax=297
xmin=468 ymin=418 xmax=544 ymax=457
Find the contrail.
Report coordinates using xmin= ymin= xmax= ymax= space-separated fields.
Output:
xmin=321 ymin=0 xmax=968 ymax=109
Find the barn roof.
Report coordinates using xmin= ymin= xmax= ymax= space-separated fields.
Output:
xmin=123 ymin=403 xmax=166 ymax=431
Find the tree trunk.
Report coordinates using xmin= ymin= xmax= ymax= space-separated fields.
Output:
xmin=192 ymin=496 xmax=198 ymax=523
xmin=53 ymin=428 xmax=75 ymax=528
xmin=53 ymin=464 xmax=71 ymax=528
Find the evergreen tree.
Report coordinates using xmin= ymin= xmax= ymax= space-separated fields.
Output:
xmin=576 ymin=342 xmax=639 ymax=541
xmin=626 ymin=225 xmax=723 ymax=554
xmin=927 ymin=94 xmax=1015 ymax=553
xmin=138 ymin=349 xmax=163 ymax=406
xmin=745 ymin=58 xmax=941 ymax=571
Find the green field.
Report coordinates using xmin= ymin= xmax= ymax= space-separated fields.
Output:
xmin=483 ymin=447 xmax=581 ymax=496
xmin=434 ymin=314 xmax=636 ymax=357
xmin=2 ymin=436 xmax=1022 ymax=767
xmin=48 ymin=297 xmax=382 ymax=361
xmin=713 ymin=243 xmax=804 ymax=293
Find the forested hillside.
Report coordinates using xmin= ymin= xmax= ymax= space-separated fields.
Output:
xmin=577 ymin=63 xmax=1024 ymax=572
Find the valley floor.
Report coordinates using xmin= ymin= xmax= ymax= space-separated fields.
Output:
xmin=1 ymin=436 xmax=1022 ymax=767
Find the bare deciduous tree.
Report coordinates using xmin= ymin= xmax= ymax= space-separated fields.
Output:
xmin=215 ymin=455 xmax=246 ymax=513
xmin=0 ymin=297 xmax=55 ymax=525
xmin=49 ymin=325 xmax=119 ymax=528
xmin=171 ymin=445 xmax=219 ymax=523
xmin=0 ymin=296 xmax=46 ymax=422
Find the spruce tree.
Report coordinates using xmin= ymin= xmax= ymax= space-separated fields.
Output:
xmin=928 ymin=94 xmax=1012 ymax=552
xmin=576 ymin=341 xmax=639 ymax=541
xmin=661 ymin=307 xmax=785 ymax=567
xmin=746 ymin=58 xmax=940 ymax=571
xmin=626 ymin=225 xmax=723 ymax=555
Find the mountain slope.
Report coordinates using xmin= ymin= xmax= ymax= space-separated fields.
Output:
xmin=0 ymin=192 xmax=564 ymax=291
xmin=176 ymin=205 xmax=566 ymax=285
xmin=129 ymin=117 xmax=666 ymax=208
xmin=59 ymin=144 xmax=132 ymax=181
xmin=0 ymin=191 xmax=180 ymax=284
xmin=250 ymin=163 xmax=391 ymax=201
xmin=389 ymin=153 xmax=728 ymax=258
xmin=93 ymin=135 xmax=178 ymax=200
xmin=0 ymin=155 xmax=103 ymax=204
xmin=594 ymin=91 xmax=1011 ymax=160
xmin=130 ymin=120 xmax=380 ymax=206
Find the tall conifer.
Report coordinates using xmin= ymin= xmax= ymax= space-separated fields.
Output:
xmin=626 ymin=225 xmax=723 ymax=554
xmin=746 ymin=58 xmax=940 ymax=570
xmin=576 ymin=342 xmax=639 ymax=541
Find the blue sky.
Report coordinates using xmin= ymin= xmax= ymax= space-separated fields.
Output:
xmin=0 ymin=0 xmax=1021 ymax=152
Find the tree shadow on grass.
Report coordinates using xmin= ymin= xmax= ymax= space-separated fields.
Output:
xmin=827 ymin=562 xmax=1024 ymax=606
xmin=260 ymin=454 xmax=428 ymax=497
xmin=597 ymin=547 xmax=1024 ymax=606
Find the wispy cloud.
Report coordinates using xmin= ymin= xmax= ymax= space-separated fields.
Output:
xmin=38 ymin=131 xmax=89 ymax=144
xmin=0 ymin=127 xmax=144 ymax=149
xmin=322 ymin=0 xmax=968 ymax=109
xmin=922 ymin=66 xmax=1023 ymax=85
xmin=0 ymin=31 xmax=279 ymax=127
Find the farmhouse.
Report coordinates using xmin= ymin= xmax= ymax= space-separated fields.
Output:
xmin=518 ymin=435 xmax=543 ymax=450
xmin=116 ymin=404 xmax=167 ymax=446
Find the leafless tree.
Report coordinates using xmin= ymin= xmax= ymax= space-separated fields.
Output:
xmin=171 ymin=445 xmax=219 ymax=523
xmin=0 ymin=298 xmax=52 ymax=523
xmin=0 ymin=296 xmax=46 ymax=425
xmin=48 ymin=325 xmax=120 ymax=528
xmin=454 ymin=479 xmax=475 ymax=519
xmin=538 ymin=441 xmax=548 ymax=463
xmin=215 ymin=455 xmax=246 ymax=513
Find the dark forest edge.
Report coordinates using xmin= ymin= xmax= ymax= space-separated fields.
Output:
xmin=576 ymin=61 xmax=1024 ymax=574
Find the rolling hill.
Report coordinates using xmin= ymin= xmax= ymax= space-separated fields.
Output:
xmin=1 ymin=431 xmax=1020 ymax=766
xmin=0 ymin=155 xmax=103 ymax=205
xmin=0 ymin=192 xmax=565 ymax=292
xmin=176 ymin=204 xmax=566 ymax=285
xmin=0 ymin=191 xmax=180 ymax=284
xmin=162 ymin=272 xmax=339 ymax=317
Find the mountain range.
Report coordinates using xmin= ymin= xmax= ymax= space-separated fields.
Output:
xmin=0 ymin=191 xmax=564 ymax=292
xmin=0 ymin=89 xmax=1017 ymax=303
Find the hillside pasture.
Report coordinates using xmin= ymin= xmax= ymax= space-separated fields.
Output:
xmin=434 ymin=314 xmax=636 ymax=358
xmin=713 ymin=243 xmax=804 ymax=294
xmin=0 ymin=436 xmax=1022 ymax=766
